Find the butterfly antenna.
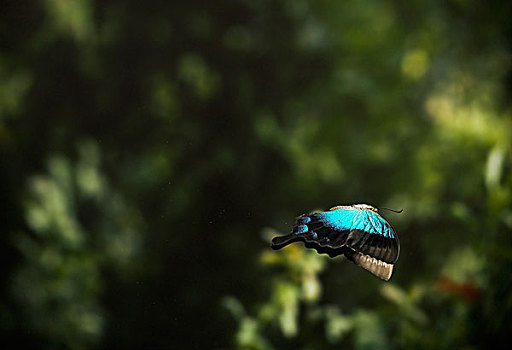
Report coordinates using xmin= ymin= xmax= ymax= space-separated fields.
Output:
xmin=380 ymin=207 xmax=403 ymax=214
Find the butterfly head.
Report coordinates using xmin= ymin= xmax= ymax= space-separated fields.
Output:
xmin=352 ymin=203 xmax=378 ymax=212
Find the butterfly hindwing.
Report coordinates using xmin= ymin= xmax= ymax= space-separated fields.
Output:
xmin=271 ymin=212 xmax=351 ymax=257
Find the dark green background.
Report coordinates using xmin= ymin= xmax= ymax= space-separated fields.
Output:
xmin=1 ymin=1 xmax=512 ymax=349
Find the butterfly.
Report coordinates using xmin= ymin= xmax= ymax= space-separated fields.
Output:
xmin=271 ymin=204 xmax=400 ymax=280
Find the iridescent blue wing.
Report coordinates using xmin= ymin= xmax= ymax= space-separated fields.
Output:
xmin=271 ymin=206 xmax=400 ymax=280
xmin=344 ymin=210 xmax=400 ymax=264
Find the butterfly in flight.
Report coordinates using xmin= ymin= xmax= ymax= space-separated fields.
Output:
xmin=271 ymin=204 xmax=400 ymax=280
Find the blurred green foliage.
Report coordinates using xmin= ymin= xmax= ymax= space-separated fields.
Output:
xmin=1 ymin=0 xmax=512 ymax=349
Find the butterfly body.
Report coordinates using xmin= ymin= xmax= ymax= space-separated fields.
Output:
xmin=271 ymin=204 xmax=400 ymax=280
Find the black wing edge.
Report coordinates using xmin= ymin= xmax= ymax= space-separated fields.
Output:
xmin=271 ymin=233 xmax=349 ymax=258
xmin=271 ymin=234 xmax=302 ymax=250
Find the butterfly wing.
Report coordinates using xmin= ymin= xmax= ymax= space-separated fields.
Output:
xmin=343 ymin=210 xmax=399 ymax=280
xmin=344 ymin=210 xmax=400 ymax=264
xmin=271 ymin=207 xmax=360 ymax=258
xmin=271 ymin=206 xmax=400 ymax=280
